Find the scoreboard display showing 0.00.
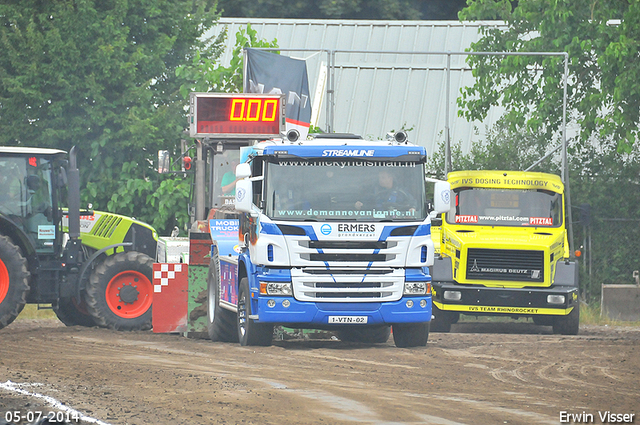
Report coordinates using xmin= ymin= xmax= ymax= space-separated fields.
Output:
xmin=189 ymin=93 xmax=285 ymax=138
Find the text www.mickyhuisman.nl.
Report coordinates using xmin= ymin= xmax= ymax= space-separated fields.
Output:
xmin=560 ymin=411 xmax=635 ymax=423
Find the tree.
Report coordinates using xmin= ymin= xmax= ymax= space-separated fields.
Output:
xmin=427 ymin=116 xmax=560 ymax=177
xmin=215 ymin=0 xmax=467 ymax=20
xmin=177 ymin=24 xmax=278 ymax=97
xmin=569 ymin=136 xmax=640 ymax=295
xmin=458 ymin=0 xmax=640 ymax=152
xmin=0 ymin=0 xmax=219 ymax=235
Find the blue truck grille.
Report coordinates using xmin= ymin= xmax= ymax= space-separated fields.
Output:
xmin=302 ymin=253 xmax=393 ymax=262
xmin=292 ymin=268 xmax=404 ymax=302
xmin=305 ymin=240 xmax=392 ymax=250
xmin=301 ymin=280 xmax=393 ymax=299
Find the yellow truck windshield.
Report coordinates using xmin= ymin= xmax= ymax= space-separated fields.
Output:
xmin=448 ymin=188 xmax=563 ymax=227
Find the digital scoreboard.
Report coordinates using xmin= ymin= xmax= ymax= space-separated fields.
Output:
xmin=189 ymin=93 xmax=286 ymax=138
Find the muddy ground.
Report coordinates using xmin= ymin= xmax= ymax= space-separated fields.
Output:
xmin=0 ymin=319 xmax=638 ymax=425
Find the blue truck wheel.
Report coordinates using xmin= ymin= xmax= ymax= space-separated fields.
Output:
xmin=207 ymin=256 xmax=238 ymax=342
xmin=237 ymin=277 xmax=273 ymax=346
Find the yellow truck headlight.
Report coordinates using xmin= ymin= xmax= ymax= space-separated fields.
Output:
xmin=444 ymin=290 xmax=462 ymax=301
xmin=547 ymin=294 xmax=565 ymax=304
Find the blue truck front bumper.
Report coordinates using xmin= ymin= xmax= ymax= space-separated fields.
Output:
xmin=255 ymin=296 xmax=432 ymax=326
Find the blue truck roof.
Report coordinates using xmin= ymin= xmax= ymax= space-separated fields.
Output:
xmin=261 ymin=143 xmax=426 ymax=159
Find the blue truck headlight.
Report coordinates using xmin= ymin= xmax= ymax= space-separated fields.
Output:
xmin=404 ymin=282 xmax=431 ymax=295
xmin=260 ymin=282 xmax=293 ymax=296
xmin=547 ymin=294 xmax=565 ymax=304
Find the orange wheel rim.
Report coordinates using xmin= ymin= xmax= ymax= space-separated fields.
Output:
xmin=0 ymin=260 xmax=8 ymax=304
xmin=105 ymin=270 xmax=152 ymax=318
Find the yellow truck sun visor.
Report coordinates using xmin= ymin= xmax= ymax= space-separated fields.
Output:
xmin=447 ymin=171 xmax=564 ymax=194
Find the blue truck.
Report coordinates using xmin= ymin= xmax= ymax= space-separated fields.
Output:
xmin=153 ymin=93 xmax=451 ymax=347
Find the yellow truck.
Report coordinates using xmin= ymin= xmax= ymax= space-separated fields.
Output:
xmin=430 ymin=170 xmax=580 ymax=334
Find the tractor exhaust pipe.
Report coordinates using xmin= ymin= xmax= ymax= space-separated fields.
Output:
xmin=67 ymin=146 xmax=81 ymax=241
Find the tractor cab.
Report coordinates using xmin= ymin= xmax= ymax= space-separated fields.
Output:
xmin=0 ymin=147 xmax=67 ymax=257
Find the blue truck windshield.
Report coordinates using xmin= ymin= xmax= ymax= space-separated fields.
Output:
xmin=449 ymin=188 xmax=563 ymax=227
xmin=265 ymin=159 xmax=426 ymax=221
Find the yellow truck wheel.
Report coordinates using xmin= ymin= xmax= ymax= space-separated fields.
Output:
xmin=552 ymin=303 xmax=580 ymax=335
xmin=430 ymin=305 xmax=453 ymax=332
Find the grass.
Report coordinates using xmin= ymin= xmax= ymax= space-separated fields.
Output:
xmin=16 ymin=303 xmax=57 ymax=320
xmin=579 ymin=301 xmax=640 ymax=326
xmin=13 ymin=301 xmax=640 ymax=328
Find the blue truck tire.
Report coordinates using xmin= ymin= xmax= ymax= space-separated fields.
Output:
xmin=207 ymin=256 xmax=238 ymax=342
xmin=237 ymin=277 xmax=273 ymax=346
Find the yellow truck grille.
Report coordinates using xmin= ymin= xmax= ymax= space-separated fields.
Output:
xmin=466 ymin=248 xmax=545 ymax=282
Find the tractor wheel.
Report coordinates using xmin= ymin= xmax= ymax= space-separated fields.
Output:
xmin=552 ymin=302 xmax=580 ymax=335
xmin=86 ymin=251 xmax=153 ymax=331
xmin=54 ymin=296 xmax=95 ymax=327
xmin=237 ymin=277 xmax=273 ymax=346
xmin=0 ymin=236 xmax=29 ymax=330
xmin=337 ymin=326 xmax=391 ymax=344
xmin=392 ymin=322 xmax=430 ymax=348
xmin=207 ymin=256 xmax=238 ymax=342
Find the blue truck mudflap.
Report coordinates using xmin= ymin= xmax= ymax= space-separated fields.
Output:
xmin=255 ymin=297 xmax=432 ymax=325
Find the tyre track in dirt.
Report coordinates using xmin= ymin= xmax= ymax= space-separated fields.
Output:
xmin=1 ymin=321 xmax=639 ymax=425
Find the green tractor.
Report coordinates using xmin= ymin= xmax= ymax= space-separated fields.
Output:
xmin=0 ymin=146 xmax=157 ymax=331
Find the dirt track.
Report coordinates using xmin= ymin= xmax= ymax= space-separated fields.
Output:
xmin=0 ymin=319 xmax=638 ymax=425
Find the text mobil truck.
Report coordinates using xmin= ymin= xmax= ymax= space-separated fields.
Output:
xmin=429 ymin=170 xmax=579 ymax=334
xmin=216 ymin=133 xmax=451 ymax=347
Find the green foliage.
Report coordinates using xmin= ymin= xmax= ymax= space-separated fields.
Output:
xmin=427 ymin=118 xmax=560 ymax=178
xmin=215 ymin=0 xmax=467 ymax=20
xmin=459 ymin=0 xmax=640 ymax=152
xmin=178 ymin=23 xmax=278 ymax=96
xmin=0 ymin=0 xmax=218 ymax=236
xmin=570 ymin=137 xmax=640 ymax=296
xmin=426 ymin=138 xmax=467 ymax=178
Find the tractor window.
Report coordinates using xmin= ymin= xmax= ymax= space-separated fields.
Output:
xmin=0 ymin=156 xmax=55 ymax=252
